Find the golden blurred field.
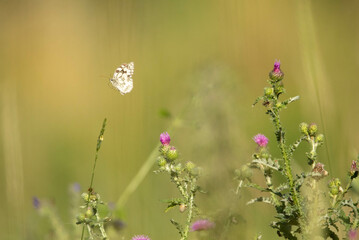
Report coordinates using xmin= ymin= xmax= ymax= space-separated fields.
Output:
xmin=1 ymin=0 xmax=359 ymax=239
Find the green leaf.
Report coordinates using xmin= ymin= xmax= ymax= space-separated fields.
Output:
xmin=170 ymin=219 xmax=183 ymax=237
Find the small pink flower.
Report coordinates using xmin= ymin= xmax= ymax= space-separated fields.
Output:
xmin=349 ymin=229 xmax=357 ymax=240
xmin=351 ymin=160 xmax=357 ymax=172
xmin=190 ymin=219 xmax=215 ymax=231
xmin=160 ymin=132 xmax=171 ymax=145
xmin=253 ymin=134 xmax=269 ymax=147
xmin=132 ymin=235 xmax=151 ymax=240
xmin=273 ymin=60 xmax=281 ymax=73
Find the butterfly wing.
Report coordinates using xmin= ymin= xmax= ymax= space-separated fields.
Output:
xmin=110 ymin=62 xmax=134 ymax=95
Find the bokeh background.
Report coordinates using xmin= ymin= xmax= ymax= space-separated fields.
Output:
xmin=1 ymin=0 xmax=359 ymax=239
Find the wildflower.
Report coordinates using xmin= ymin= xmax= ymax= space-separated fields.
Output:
xmin=160 ymin=132 xmax=171 ymax=145
xmin=32 ymin=197 xmax=40 ymax=209
xmin=269 ymin=60 xmax=284 ymax=82
xmin=253 ymin=134 xmax=269 ymax=147
xmin=167 ymin=146 xmax=178 ymax=161
xmin=71 ymin=182 xmax=81 ymax=193
xmin=190 ymin=219 xmax=215 ymax=231
xmin=308 ymin=123 xmax=318 ymax=137
xmin=349 ymin=229 xmax=357 ymax=240
xmin=350 ymin=160 xmax=358 ymax=179
xmin=132 ymin=235 xmax=151 ymax=240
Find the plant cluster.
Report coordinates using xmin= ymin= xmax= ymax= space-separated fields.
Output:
xmin=155 ymin=132 xmax=212 ymax=240
xmin=236 ymin=61 xmax=359 ymax=239
xmin=33 ymin=61 xmax=359 ymax=240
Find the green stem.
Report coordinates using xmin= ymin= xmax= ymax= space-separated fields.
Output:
xmin=81 ymin=118 xmax=107 ymax=240
xmin=96 ymin=213 xmax=108 ymax=239
xmin=181 ymin=180 xmax=196 ymax=240
xmin=271 ymin=108 xmax=302 ymax=215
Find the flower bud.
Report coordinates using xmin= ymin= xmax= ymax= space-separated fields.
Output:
xmin=299 ymin=122 xmax=309 ymax=135
xmin=316 ymin=134 xmax=324 ymax=144
xmin=186 ymin=161 xmax=195 ymax=171
xmin=174 ymin=163 xmax=182 ymax=173
xmin=77 ymin=213 xmax=86 ymax=222
xmin=241 ymin=165 xmax=253 ymax=179
xmin=85 ymin=207 xmax=94 ymax=218
xmin=160 ymin=144 xmax=171 ymax=156
xmin=329 ymin=178 xmax=341 ymax=197
xmin=160 ymin=132 xmax=171 ymax=145
xmin=81 ymin=193 xmax=89 ymax=202
xmin=308 ymin=123 xmax=318 ymax=137
xmin=349 ymin=160 xmax=358 ymax=179
xmin=264 ymin=87 xmax=274 ymax=97
xmin=167 ymin=147 xmax=178 ymax=161
xmin=90 ymin=193 xmax=99 ymax=201
xmin=157 ymin=156 xmax=167 ymax=167
xmin=269 ymin=60 xmax=284 ymax=83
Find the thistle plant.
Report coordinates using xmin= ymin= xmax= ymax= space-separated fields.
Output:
xmin=236 ymin=61 xmax=359 ymax=239
xmin=155 ymin=132 xmax=205 ymax=240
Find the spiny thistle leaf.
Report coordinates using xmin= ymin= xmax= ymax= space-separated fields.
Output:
xmin=247 ymin=197 xmax=276 ymax=206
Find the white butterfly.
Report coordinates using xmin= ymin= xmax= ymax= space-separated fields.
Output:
xmin=110 ymin=62 xmax=134 ymax=95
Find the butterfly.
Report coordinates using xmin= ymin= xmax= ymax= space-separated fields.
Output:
xmin=110 ymin=62 xmax=134 ymax=95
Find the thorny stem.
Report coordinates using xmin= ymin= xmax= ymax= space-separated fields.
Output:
xmin=270 ymin=90 xmax=302 ymax=216
xmin=181 ymin=179 xmax=196 ymax=240
xmin=81 ymin=118 xmax=107 ymax=240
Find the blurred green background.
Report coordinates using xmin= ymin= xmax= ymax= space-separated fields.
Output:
xmin=1 ymin=0 xmax=359 ymax=239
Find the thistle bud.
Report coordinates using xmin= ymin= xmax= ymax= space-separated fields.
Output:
xmin=174 ymin=163 xmax=182 ymax=173
xmin=269 ymin=60 xmax=284 ymax=83
xmin=77 ymin=213 xmax=86 ymax=222
xmin=186 ymin=161 xmax=196 ymax=171
xmin=81 ymin=193 xmax=89 ymax=202
xmin=329 ymin=178 xmax=341 ymax=197
xmin=160 ymin=132 xmax=171 ymax=145
xmin=264 ymin=87 xmax=274 ymax=97
xmin=349 ymin=160 xmax=358 ymax=179
xmin=316 ymin=134 xmax=324 ymax=144
xmin=85 ymin=207 xmax=94 ymax=218
xmin=300 ymin=122 xmax=309 ymax=135
xmin=160 ymin=144 xmax=171 ymax=156
xmin=167 ymin=147 xmax=178 ymax=161
xmin=157 ymin=156 xmax=167 ymax=167
xmin=308 ymin=123 xmax=318 ymax=137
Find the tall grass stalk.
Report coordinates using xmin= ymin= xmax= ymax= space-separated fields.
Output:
xmin=81 ymin=118 xmax=107 ymax=240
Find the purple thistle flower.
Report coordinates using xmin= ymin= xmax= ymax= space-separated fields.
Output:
xmin=349 ymin=229 xmax=357 ymax=240
xmin=253 ymin=134 xmax=269 ymax=147
xmin=132 ymin=235 xmax=151 ymax=240
xmin=160 ymin=132 xmax=171 ymax=145
xmin=351 ymin=160 xmax=357 ymax=172
xmin=32 ymin=197 xmax=40 ymax=209
xmin=273 ymin=60 xmax=281 ymax=73
xmin=190 ymin=219 xmax=215 ymax=232
xmin=269 ymin=60 xmax=284 ymax=82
